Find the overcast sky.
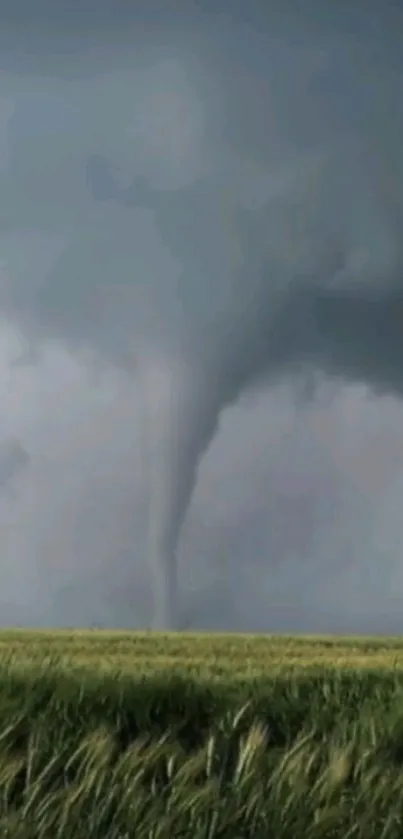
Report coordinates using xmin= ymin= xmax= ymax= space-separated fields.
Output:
xmin=0 ymin=0 xmax=403 ymax=632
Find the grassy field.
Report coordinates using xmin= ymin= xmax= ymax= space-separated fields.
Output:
xmin=0 ymin=631 xmax=403 ymax=837
xmin=2 ymin=628 xmax=403 ymax=676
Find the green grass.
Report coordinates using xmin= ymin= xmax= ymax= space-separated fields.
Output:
xmin=2 ymin=628 xmax=403 ymax=677
xmin=0 ymin=631 xmax=403 ymax=836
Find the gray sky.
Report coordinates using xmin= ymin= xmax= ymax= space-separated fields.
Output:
xmin=0 ymin=1 xmax=403 ymax=631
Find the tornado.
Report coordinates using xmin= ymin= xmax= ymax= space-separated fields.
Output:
xmin=137 ymin=358 xmax=222 ymax=629
xmin=88 ymin=134 xmax=403 ymax=630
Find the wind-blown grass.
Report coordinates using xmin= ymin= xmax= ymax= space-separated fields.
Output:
xmin=0 ymin=632 xmax=402 ymax=836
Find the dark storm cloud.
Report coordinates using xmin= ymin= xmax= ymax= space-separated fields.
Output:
xmin=0 ymin=2 xmax=402 ymax=627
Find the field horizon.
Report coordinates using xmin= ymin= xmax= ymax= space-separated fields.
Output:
xmin=1 ymin=628 xmax=403 ymax=678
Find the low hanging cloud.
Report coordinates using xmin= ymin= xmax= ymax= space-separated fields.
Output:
xmin=0 ymin=3 xmax=402 ymax=629
xmin=0 ymin=437 xmax=29 ymax=493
